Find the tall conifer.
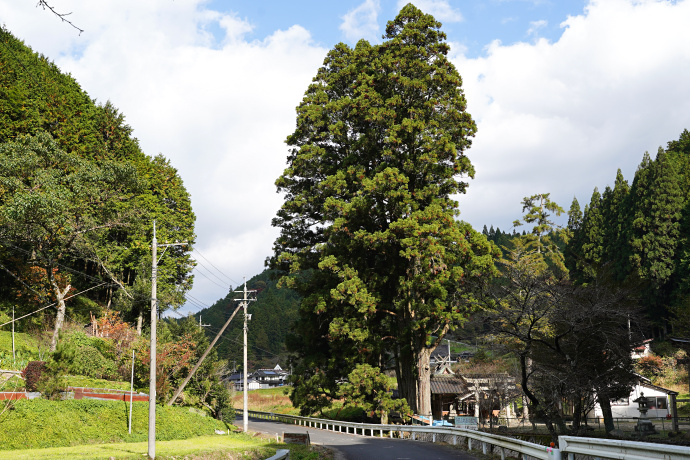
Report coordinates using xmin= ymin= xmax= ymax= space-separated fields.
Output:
xmin=271 ymin=5 xmax=497 ymax=415
xmin=577 ymin=188 xmax=604 ymax=283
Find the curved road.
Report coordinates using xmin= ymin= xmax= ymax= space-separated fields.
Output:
xmin=235 ymin=416 xmax=479 ymax=460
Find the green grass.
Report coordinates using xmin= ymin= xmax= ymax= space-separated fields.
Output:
xmin=0 ymin=399 xmax=235 ymax=450
xmin=677 ymin=392 xmax=690 ymax=416
xmin=63 ymin=374 xmax=132 ymax=391
xmin=0 ymin=434 xmax=332 ymax=459
xmin=0 ymin=434 xmax=278 ymax=460
xmin=0 ymin=330 xmax=41 ymax=371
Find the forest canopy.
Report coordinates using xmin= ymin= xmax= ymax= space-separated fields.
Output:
xmin=0 ymin=27 xmax=196 ymax=343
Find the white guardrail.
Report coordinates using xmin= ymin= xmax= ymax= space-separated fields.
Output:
xmin=264 ymin=449 xmax=289 ymax=460
xmin=238 ymin=409 xmax=690 ymax=460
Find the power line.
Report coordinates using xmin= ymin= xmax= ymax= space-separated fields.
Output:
xmin=191 ymin=265 xmax=230 ymax=291
xmin=0 ymin=282 xmax=108 ymax=328
xmin=165 ymin=307 xmax=284 ymax=360
xmin=193 ymin=248 xmax=240 ymax=286
xmin=0 ymin=241 xmax=115 ymax=287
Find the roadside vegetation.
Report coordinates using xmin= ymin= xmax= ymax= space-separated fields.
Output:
xmin=0 ymin=435 xmax=328 ymax=460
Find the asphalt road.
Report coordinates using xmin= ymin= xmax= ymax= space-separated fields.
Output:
xmin=235 ymin=416 xmax=479 ymax=460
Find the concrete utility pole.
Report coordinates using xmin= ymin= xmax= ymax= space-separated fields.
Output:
xmin=12 ymin=306 xmax=15 ymax=361
xmin=166 ymin=303 xmax=242 ymax=406
xmin=198 ymin=315 xmax=210 ymax=330
xmin=148 ymin=221 xmax=187 ymax=460
xmin=148 ymin=222 xmax=157 ymax=460
xmin=234 ymin=279 xmax=255 ymax=433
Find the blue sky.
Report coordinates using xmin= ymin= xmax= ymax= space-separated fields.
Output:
xmin=1 ymin=0 xmax=690 ymax=315
xmin=205 ymin=1 xmax=586 ymax=57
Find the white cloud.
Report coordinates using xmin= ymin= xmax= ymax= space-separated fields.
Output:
xmin=452 ymin=0 xmax=690 ymax=230
xmin=397 ymin=0 xmax=464 ymax=22
xmin=527 ymin=19 xmax=547 ymax=37
xmin=0 ymin=0 xmax=328 ymax=310
xmin=340 ymin=0 xmax=381 ymax=42
xmin=3 ymin=0 xmax=690 ymax=314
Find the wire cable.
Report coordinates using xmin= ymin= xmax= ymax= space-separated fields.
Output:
xmin=0 ymin=282 xmax=108 ymax=328
xmin=193 ymin=247 xmax=240 ymax=286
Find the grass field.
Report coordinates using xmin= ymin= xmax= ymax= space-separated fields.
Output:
xmin=232 ymin=386 xmax=299 ymax=415
xmin=0 ymin=330 xmax=42 ymax=372
xmin=0 ymin=434 xmax=311 ymax=460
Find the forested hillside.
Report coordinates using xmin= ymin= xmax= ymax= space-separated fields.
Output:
xmin=0 ymin=28 xmax=195 ymax=343
xmin=191 ymin=270 xmax=299 ymax=371
xmin=565 ymin=130 xmax=690 ymax=337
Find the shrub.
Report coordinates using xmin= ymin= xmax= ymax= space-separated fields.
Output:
xmin=22 ymin=361 xmax=46 ymax=391
xmin=71 ymin=345 xmax=119 ymax=380
xmin=36 ymin=366 xmax=66 ymax=400
xmin=636 ymin=355 xmax=664 ymax=377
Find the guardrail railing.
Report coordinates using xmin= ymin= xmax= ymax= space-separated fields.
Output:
xmin=264 ymin=449 xmax=289 ymax=460
xmin=559 ymin=436 xmax=690 ymax=460
xmin=238 ymin=409 xmax=690 ymax=460
xmin=235 ymin=408 xmax=560 ymax=460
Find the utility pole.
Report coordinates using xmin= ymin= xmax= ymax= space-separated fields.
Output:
xmin=148 ymin=221 xmax=187 ymax=459
xmin=198 ymin=315 xmax=210 ymax=330
xmin=166 ymin=303 xmax=242 ymax=406
xmin=148 ymin=222 xmax=157 ymax=460
xmin=12 ymin=306 xmax=15 ymax=362
xmin=234 ymin=279 xmax=255 ymax=433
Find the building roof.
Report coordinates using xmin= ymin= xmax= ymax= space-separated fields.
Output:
xmin=430 ymin=375 xmax=470 ymax=395
xmin=639 ymin=378 xmax=678 ymax=395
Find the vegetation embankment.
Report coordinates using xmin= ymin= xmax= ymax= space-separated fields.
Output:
xmin=0 ymin=435 xmax=325 ymax=460
xmin=231 ymin=386 xmax=373 ymax=423
xmin=232 ymin=386 xmax=298 ymax=415
xmin=0 ymin=399 xmax=234 ymax=450
xmin=0 ymin=390 xmax=330 ymax=459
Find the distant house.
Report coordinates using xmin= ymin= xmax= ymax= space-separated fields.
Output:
xmin=429 ymin=346 xmax=475 ymax=365
xmin=226 ymin=373 xmax=261 ymax=391
xmin=225 ymin=364 xmax=289 ymax=391
xmin=631 ymin=338 xmax=653 ymax=360
xmin=589 ymin=375 xmax=677 ymax=419
xmin=430 ymin=347 xmax=456 ymax=365
xmin=254 ymin=366 xmax=289 ymax=388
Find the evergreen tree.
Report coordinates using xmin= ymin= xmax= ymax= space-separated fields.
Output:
xmin=567 ymin=197 xmax=582 ymax=232
xmin=0 ymin=28 xmax=196 ymax=334
xmin=628 ymin=149 xmax=683 ymax=289
xmin=668 ymin=130 xmax=690 ymax=333
xmin=270 ymin=5 xmax=497 ymax=415
xmin=513 ymin=193 xmax=566 ymax=276
xmin=513 ymin=193 xmax=565 ymax=254
xmin=601 ymin=170 xmax=630 ymax=281
xmin=564 ymin=197 xmax=582 ymax=277
xmin=577 ymin=188 xmax=604 ymax=283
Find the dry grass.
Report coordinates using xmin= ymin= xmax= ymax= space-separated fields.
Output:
xmin=231 ymin=387 xmax=298 ymax=414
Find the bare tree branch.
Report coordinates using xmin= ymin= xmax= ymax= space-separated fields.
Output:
xmin=36 ymin=0 xmax=84 ymax=35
